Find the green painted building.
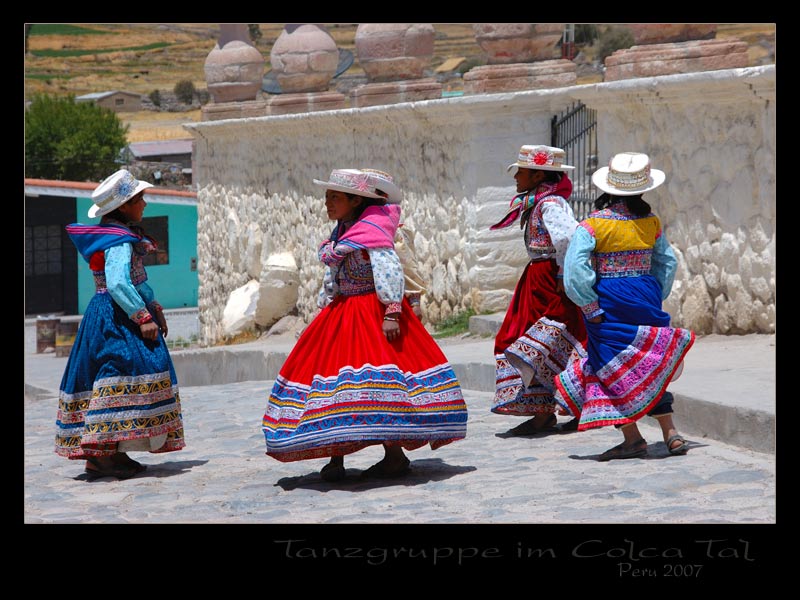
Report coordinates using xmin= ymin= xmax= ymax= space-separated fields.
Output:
xmin=25 ymin=179 xmax=198 ymax=316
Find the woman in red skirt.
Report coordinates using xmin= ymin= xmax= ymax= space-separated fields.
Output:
xmin=261 ymin=169 xmax=468 ymax=481
xmin=490 ymin=145 xmax=587 ymax=436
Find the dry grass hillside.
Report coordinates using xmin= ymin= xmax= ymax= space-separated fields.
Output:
xmin=24 ymin=23 xmax=775 ymax=142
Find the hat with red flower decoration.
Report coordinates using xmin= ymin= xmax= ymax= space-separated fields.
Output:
xmin=313 ymin=168 xmax=400 ymax=203
xmin=88 ymin=169 xmax=153 ymax=218
xmin=506 ymin=145 xmax=575 ymax=172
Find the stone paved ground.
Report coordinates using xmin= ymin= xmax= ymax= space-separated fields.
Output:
xmin=25 ymin=381 xmax=775 ymax=525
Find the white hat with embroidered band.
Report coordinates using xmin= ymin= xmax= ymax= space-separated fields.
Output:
xmin=313 ymin=168 xmax=401 ymax=203
xmin=360 ymin=168 xmax=403 ymax=204
xmin=506 ymin=144 xmax=575 ymax=172
xmin=88 ymin=169 xmax=153 ymax=218
xmin=592 ymin=152 xmax=666 ymax=196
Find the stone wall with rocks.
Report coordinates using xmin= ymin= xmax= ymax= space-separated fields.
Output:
xmin=186 ymin=65 xmax=774 ymax=345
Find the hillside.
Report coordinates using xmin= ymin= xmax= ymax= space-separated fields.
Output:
xmin=24 ymin=23 xmax=775 ymax=142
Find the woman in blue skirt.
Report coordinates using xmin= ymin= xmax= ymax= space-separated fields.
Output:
xmin=555 ymin=152 xmax=694 ymax=460
xmin=55 ymin=169 xmax=185 ymax=480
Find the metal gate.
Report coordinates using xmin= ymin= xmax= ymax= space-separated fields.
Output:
xmin=551 ymin=102 xmax=598 ymax=221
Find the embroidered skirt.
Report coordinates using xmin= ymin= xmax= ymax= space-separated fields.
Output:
xmin=54 ymin=293 xmax=185 ymax=459
xmin=493 ymin=259 xmax=587 ymax=415
xmin=554 ymin=275 xmax=695 ymax=430
xmin=262 ymin=294 xmax=468 ymax=462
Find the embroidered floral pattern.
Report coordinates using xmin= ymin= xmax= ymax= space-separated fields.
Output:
xmin=580 ymin=300 xmax=602 ymax=318
xmin=55 ymin=372 xmax=185 ymax=458
xmin=131 ymin=308 xmax=153 ymax=325
xmin=593 ymin=249 xmax=652 ymax=278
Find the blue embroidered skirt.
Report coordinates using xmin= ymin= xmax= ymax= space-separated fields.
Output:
xmin=54 ymin=293 xmax=185 ymax=459
xmin=554 ymin=275 xmax=694 ymax=430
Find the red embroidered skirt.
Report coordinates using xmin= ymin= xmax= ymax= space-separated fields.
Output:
xmin=493 ymin=259 xmax=587 ymax=415
xmin=262 ymin=294 xmax=468 ymax=462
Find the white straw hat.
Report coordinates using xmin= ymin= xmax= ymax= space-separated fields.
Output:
xmin=313 ymin=169 xmax=385 ymax=200
xmin=88 ymin=169 xmax=153 ymax=218
xmin=506 ymin=144 xmax=575 ymax=172
xmin=360 ymin=168 xmax=403 ymax=204
xmin=591 ymin=152 xmax=666 ymax=196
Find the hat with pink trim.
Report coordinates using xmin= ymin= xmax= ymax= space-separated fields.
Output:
xmin=313 ymin=168 xmax=401 ymax=204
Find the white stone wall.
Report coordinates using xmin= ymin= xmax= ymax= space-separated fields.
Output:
xmin=187 ymin=65 xmax=775 ymax=345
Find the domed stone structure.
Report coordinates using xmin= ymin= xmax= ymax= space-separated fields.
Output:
xmin=604 ymin=25 xmax=749 ymax=82
xmin=351 ymin=23 xmax=442 ymax=108
xmin=473 ymin=23 xmax=564 ymax=64
xmin=202 ymin=24 xmax=267 ymax=121
xmin=627 ymin=24 xmax=717 ymax=45
xmin=266 ymin=24 xmax=345 ymax=114
xmin=464 ymin=23 xmax=577 ymax=94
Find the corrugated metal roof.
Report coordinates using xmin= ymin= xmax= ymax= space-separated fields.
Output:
xmin=76 ymin=91 xmax=142 ymax=101
xmin=128 ymin=139 xmax=194 ymax=158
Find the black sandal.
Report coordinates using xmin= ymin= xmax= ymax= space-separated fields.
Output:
xmin=506 ymin=413 xmax=558 ymax=436
xmin=598 ymin=438 xmax=648 ymax=462
xmin=84 ymin=457 xmax=138 ymax=481
xmin=558 ymin=418 xmax=580 ymax=433
xmin=320 ymin=461 xmax=346 ymax=482
xmin=111 ymin=453 xmax=147 ymax=474
xmin=360 ymin=457 xmax=411 ymax=479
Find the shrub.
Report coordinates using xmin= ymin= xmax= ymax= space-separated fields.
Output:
xmin=597 ymin=27 xmax=635 ymax=63
xmin=574 ymin=24 xmax=599 ymax=45
xmin=456 ymin=58 xmax=484 ymax=75
xmin=173 ymin=79 xmax=196 ymax=104
xmin=149 ymin=89 xmax=161 ymax=107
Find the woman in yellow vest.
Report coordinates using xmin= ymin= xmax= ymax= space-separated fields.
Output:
xmin=555 ymin=152 xmax=694 ymax=460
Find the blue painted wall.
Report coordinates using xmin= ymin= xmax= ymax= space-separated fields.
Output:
xmin=75 ymin=197 xmax=198 ymax=312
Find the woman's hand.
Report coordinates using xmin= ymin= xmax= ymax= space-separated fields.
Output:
xmin=383 ymin=315 xmax=401 ymax=342
xmin=153 ymin=309 xmax=168 ymax=338
xmin=140 ymin=321 xmax=160 ymax=341
xmin=588 ymin=315 xmax=603 ymax=324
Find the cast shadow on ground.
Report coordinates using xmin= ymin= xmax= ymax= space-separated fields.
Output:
xmin=567 ymin=439 xmax=707 ymax=461
xmin=73 ymin=459 xmax=209 ymax=482
xmin=495 ymin=427 xmax=565 ymax=440
xmin=274 ymin=458 xmax=477 ymax=492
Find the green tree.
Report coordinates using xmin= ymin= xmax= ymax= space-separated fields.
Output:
xmin=174 ymin=79 xmax=196 ymax=104
xmin=25 ymin=94 xmax=129 ymax=181
xmin=248 ymin=24 xmax=262 ymax=44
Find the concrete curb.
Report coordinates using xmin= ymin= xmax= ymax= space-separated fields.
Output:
xmin=671 ymin=393 xmax=775 ymax=455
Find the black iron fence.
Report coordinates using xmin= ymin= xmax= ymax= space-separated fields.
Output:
xmin=551 ymin=102 xmax=598 ymax=221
